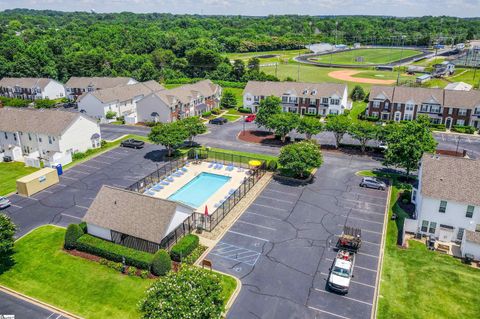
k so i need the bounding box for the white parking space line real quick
[237,220,276,231]
[227,230,269,242]
[77,163,100,170]
[356,265,377,272]
[337,225,382,235]
[90,159,112,164]
[358,252,379,259]
[41,190,53,194]
[342,198,385,207]
[362,240,380,246]
[112,183,126,188]
[46,313,56,319]
[314,288,373,306]
[259,195,295,204]
[28,197,39,201]
[351,280,376,289]
[75,204,89,210]
[265,188,299,197]
[69,170,89,175]
[251,203,288,211]
[9,203,22,208]
[350,192,387,200]
[347,216,383,225]
[60,175,76,180]
[308,305,352,319]
[61,213,82,220]
[245,211,284,221]
[349,208,384,216]
[56,184,67,187]
[98,154,120,160]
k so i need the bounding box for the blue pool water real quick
[168,172,231,208]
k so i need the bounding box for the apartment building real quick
[0,77,66,100]
[0,107,100,167]
[136,80,221,123]
[243,81,350,115]
[367,86,480,129]
[65,77,137,100]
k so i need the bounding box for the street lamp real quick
[455,136,462,155]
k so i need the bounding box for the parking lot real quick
[4,143,166,237]
[0,291,68,319]
[207,155,388,319]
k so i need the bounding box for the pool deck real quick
[150,161,249,214]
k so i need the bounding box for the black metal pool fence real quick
[126,148,267,250]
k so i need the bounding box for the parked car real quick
[245,114,256,122]
[360,177,386,190]
[0,196,11,209]
[209,117,228,125]
[120,139,145,149]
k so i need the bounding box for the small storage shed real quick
[16,167,59,197]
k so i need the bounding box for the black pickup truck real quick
[120,139,145,149]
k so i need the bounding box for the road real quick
[0,291,68,319]
[101,121,480,158]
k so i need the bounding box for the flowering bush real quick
[139,266,223,319]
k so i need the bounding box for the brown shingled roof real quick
[152,79,220,106]
[420,154,480,206]
[244,81,346,98]
[0,107,84,135]
[65,77,136,89]
[81,81,165,104]
[444,90,480,109]
[0,77,55,90]
[83,186,181,244]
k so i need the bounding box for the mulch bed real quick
[237,130,292,146]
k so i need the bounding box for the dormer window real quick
[303,89,308,94]
[311,90,317,95]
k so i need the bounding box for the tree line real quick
[0,9,478,82]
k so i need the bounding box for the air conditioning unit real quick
[3,156,12,162]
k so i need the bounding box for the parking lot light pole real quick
[243,116,246,135]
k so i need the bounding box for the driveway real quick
[0,291,68,319]
[3,144,167,237]
[207,154,388,319]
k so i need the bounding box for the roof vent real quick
[114,200,117,205]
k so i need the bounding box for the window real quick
[421,220,429,232]
[412,190,417,202]
[330,99,340,105]
[430,105,441,113]
[439,201,447,213]
[3,132,7,139]
[28,133,32,141]
[456,119,465,126]
[322,98,329,104]
[48,136,52,144]
[457,228,465,241]
[385,102,390,108]
[282,96,288,103]
[13,134,16,141]
[428,222,437,234]
[458,108,467,116]
[404,113,413,121]
[307,107,316,115]
[373,101,380,108]
[38,137,42,142]
[448,107,453,115]
[406,103,414,111]
[420,104,429,112]
[466,205,474,218]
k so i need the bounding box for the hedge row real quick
[75,234,154,270]
[164,78,246,89]
[452,125,476,134]
[170,234,199,262]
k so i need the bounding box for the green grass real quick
[163,83,183,89]
[225,49,310,64]
[208,147,277,163]
[223,114,241,122]
[0,162,39,196]
[349,101,367,121]
[310,48,424,66]
[224,87,243,107]
[0,226,238,318]
[358,170,480,319]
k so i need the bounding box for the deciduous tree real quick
[278,141,323,178]
[348,121,378,153]
[268,112,299,143]
[148,121,188,157]
[180,116,207,146]
[255,96,282,130]
[325,115,352,148]
[297,116,323,139]
[220,90,237,109]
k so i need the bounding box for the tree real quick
[383,116,437,175]
[220,90,237,109]
[140,266,223,319]
[268,112,299,143]
[348,121,378,153]
[351,85,366,101]
[247,57,260,72]
[180,116,207,146]
[255,96,282,129]
[148,122,188,157]
[232,59,246,81]
[185,48,222,78]
[278,141,323,178]
[325,115,352,148]
[0,214,16,257]
[297,116,323,139]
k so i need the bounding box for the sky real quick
[0,0,479,17]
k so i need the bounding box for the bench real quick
[201,259,212,270]
[437,243,450,254]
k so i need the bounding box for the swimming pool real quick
[168,172,231,208]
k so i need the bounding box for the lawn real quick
[225,49,310,64]
[0,162,38,196]
[310,48,424,66]
[223,114,241,122]
[223,87,243,107]
[349,101,367,121]
[358,170,480,318]
[0,226,238,318]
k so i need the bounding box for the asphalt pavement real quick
[0,291,68,319]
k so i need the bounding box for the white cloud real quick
[0,0,478,16]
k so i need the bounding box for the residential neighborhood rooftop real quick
[244,80,347,98]
[0,107,86,135]
[0,77,56,89]
[420,154,480,206]
[83,186,180,244]
[65,76,136,88]
[152,79,220,105]
[82,81,165,104]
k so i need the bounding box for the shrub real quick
[365,116,380,122]
[106,261,124,272]
[75,234,154,269]
[0,214,16,256]
[106,110,117,119]
[140,266,223,319]
[99,258,109,266]
[211,107,222,115]
[78,221,87,233]
[64,224,84,249]
[127,266,137,276]
[202,111,212,117]
[151,249,171,276]
[452,125,475,134]
[430,123,446,131]
[72,152,86,160]
[267,159,278,171]
[170,234,199,262]
[140,270,150,279]
[100,139,107,148]
[238,107,252,113]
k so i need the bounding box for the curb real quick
[371,181,392,319]
[0,285,83,319]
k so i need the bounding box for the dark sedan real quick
[120,139,145,149]
[209,117,228,125]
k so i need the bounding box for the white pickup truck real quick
[327,249,355,294]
